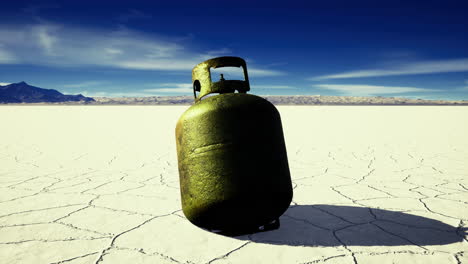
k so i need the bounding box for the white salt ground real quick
[0,105,467,264]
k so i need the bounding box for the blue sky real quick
[0,0,467,99]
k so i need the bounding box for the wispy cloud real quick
[252,85,296,89]
[62,81,107,88]
[142,83,192,94]
[34,24,59,56]
[144,88,192,93]
[116,60,198,71]
[248,68,285,77]
[203,48,232,57]
[65,83,194,97]
[314,84,440,96]
[0,22,283,77]
[209,66,284,79]
[76,90,161,98]
[0,23,187,66]
[0,82,11,86]
[0,45,17,63]
[311,58,468,80]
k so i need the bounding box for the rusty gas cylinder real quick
[175,56,292,234]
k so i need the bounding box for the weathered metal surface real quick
[192,56,250,102]
[176,56,292,234]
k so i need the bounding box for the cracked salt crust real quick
[0,105,467,264]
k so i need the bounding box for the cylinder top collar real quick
[192,56,250,102]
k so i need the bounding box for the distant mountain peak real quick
[0,81,95,103]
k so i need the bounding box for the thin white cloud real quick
[314,84,440,96]
[104,48,123,55]
[66,83,192,97]
[116,59,199,71]
[312,58,468,80]
[248,68,285,77]
[78,90,161,97]
[63,81,107,88]
[0,47,17,63]
[0,82,11,86]
[142,83,192,93]
[0,22,283,77]
[144,88,192,93]
[204,48,232,57]
[210,66,244,80]
[33,24,59,55]
[209,66,284,78]
[462,80,468,90]
[252,85,296,89]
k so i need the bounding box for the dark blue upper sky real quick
[0,0,467,99]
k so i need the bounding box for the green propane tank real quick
[176,56,293,234]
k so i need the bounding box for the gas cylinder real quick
[175,56,292,234]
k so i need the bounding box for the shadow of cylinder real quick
[227,205,466,247]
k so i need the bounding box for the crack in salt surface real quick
[370,222,428,250]
[2,107,467,264]
[332,228,359,264]
[0,204,86,219]
[113,246,182,263]
[0,237,111,245]
[49,251,100,264]
[94,213,175,264]
[207,241,251,264]
[299,254,350,264]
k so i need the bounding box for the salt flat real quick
[0,105,467,264]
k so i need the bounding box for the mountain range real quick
[0,82,94,103]
[1,82,467,105]
[92,95,468,105]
